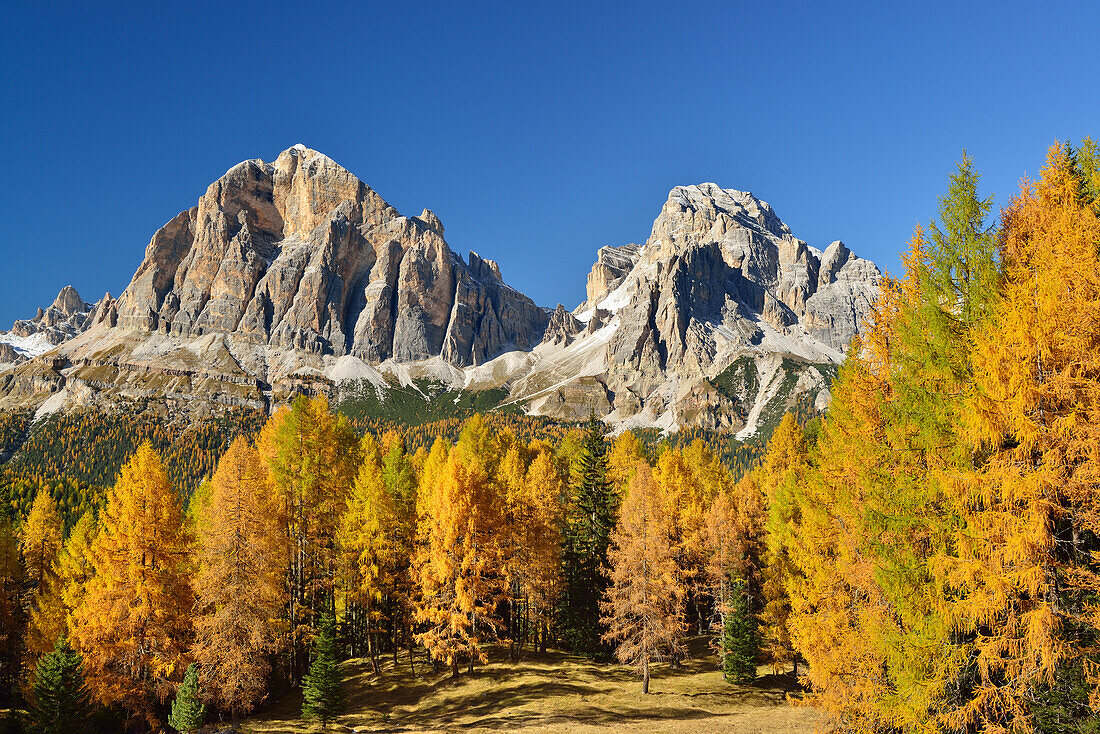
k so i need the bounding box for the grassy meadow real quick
[244,639,817,734]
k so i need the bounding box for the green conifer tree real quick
[167,664,205,734]
[922,150,999,349]
[28,639,94,734]
[559,413,617,655]
[302,614,343,730]
[0,515,25,700]
[720,579,759,684]
[1076,137,1100,211]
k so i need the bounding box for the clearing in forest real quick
[244,639,820,733]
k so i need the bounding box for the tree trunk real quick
[392,614,399,666]
[642,657,650,694]
[522,595,530,654]
[231,706,239,731]
[469,607,477,674]
[509,596,516,662]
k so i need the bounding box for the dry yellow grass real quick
[242,638,822,734]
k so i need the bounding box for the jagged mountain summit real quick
[0,146,881,434]
[502,183,882,434]
[0,286,110,366]
[110,144,548,365]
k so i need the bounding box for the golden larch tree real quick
[378,431,420,667]
[601,462,686,694]
[941,143,1100,733]
[413,438,504,676]
[70,442,194,727]
[21,491,65,662]
[192,437,286,727]
[496,441,530,658]
[771,152,1000,732]
[259,395,360,681]
[763,378,895,730]
[654,445,717,635]
[756,413,810,675]
[0,516,24,696]
[608,430,646,492]
[340,432,396,669]
[507,447,565,657]
[20,491,63,589]
[56,511,97,632]
[705,472,766,651]
[26,510,100,663]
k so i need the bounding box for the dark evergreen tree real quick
[1059,141,1094,209]
[167,663,205,734]
[0,516,24,704]
[27,639,94,734]
[302,613,343,730]
[0,711,25,734]
[1077,137,1100,212]
[558,413,617,656]
[720,579,759,684]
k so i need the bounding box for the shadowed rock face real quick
[0,343,22,365]
[542,304,584,346]
[588,183,882,374]
[112,145,548,367]
[550,183,881,430]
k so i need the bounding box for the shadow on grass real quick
[246,638,804,733]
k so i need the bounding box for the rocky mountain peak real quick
[467,251,502,282]
[580,243,641,311]
[653,184,791,255]
[50,285,86,316]
[415,208,444,237]
[518,182,884,431]
[0,286,95,364]
[542,304,584,346]
[97,145,547,369]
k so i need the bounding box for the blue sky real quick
[1,0,1098,325]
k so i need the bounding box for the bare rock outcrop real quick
[110,145,547,367]
[581,244,641,310]
[541,304,584,346]
[513,183,882,433]
[0,286,96,362]
[0,343,23,366]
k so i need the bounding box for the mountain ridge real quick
[0,145,881,434]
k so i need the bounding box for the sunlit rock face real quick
[112,144,548,367]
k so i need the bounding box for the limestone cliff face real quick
[517,183,881,432]
[0,343,22,366]
[595,183,881,377]
[542,304,585,346]
[580,244,641,310]
[112,145,547,367]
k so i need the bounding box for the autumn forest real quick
[3,140,1100,734]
